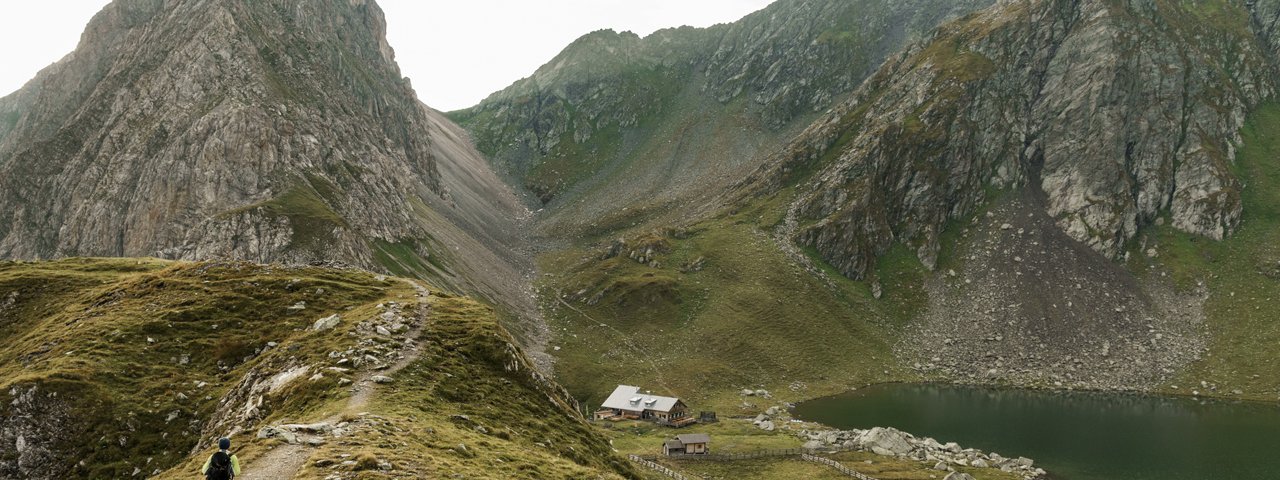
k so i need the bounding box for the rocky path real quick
[239,282,432,480]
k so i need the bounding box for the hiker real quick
[201,437,241,480]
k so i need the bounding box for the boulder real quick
[257,426,298,444]
[860,427,913,456]
[944,473,975,480]
[371,375,394,384]
[313,314,341,331]
[1009,457,1034,468]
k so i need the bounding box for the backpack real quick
[206,450,233,480]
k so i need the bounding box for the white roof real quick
[600,385,682,413]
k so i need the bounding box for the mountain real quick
[0,259,633,479]
[0,0,540,348]
[451,0,995,235]
[774,0,1277,277]
[454,0,1280,409]
[7,0,1280,477]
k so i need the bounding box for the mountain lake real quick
[793,383,1280,480]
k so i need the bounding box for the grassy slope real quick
[288,294,637,479]
[1144,102,1280,400]
[540,190,926,413]
[0,258,632,479]
[0,258,395,478]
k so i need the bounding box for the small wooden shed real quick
[663,433,710,455]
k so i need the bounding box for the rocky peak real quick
[701,0,995,128]
[0,0,530,283]
[774,0,1277,279]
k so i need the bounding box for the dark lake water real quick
[792,383,1280,480]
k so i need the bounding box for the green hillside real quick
[0,259,633,479]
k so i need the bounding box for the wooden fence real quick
[645,447,810,462]
[635,448,881,480]
[802,453,880,480]
[628,454,691,480]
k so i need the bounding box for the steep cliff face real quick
[0,0,529,309]
[454,0,993,230]
[772,0,1277,280]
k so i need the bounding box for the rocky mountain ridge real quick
[771,0,1279,279]
[453,0,994,231]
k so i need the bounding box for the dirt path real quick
[238,282,431,480]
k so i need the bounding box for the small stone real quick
[376,326,391,336]
[371,375,394,384]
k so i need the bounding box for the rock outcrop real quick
[0,385,79,480]
[772,0,1278,279]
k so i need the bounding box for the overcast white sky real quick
[0,1,773,112]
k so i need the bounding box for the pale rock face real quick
[779,0,1276,279]
[0,0,437,263]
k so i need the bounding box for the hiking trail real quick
[236,282,431,480]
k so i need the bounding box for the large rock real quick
[943,473,975,480]
[257,426,298,445]
[859,427,913,456]
[313,314,341,331]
